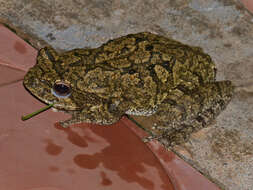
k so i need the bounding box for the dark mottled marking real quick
[45,48,56,62]
[128,69,136,74]
[147,64,155,71]
[145,45,154,51]
[135,37,146,43]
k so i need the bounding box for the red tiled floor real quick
[0,64,24,86]
[0,24,37,72]
[0,24,174,190]
[0,24,221,190]
[240,0,253,13]
[124,119,221,190]
[0,74,174,190]
[146,140,220,190]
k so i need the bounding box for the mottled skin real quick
[23,32,234,146]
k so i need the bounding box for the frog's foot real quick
[59,118,78,128]
[159,126,197,148]
[142,135,160,143]
[142,125,198,148]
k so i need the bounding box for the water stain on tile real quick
[100,171,112,186]
[14,41,27,54]
[223,43,232,48]
[49,166,60,172]
[66,168,75,174]
[54,123,88,148]
[46,33,56,41]
[148,141,175,163]
[71,124,172,190]
[44,139,63,156]
[74,154,99,169]
[27,187,63,190]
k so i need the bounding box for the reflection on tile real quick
[147,140,220,190]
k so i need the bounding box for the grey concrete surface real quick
[0,0,252,189]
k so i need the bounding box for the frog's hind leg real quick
[144,81,234,147]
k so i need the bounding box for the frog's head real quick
[23,46,87,111]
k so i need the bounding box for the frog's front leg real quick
[143,81,234,147]
[59,104,124,128]
[59,112,84,128]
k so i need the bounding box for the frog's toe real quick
[59,121,70,128]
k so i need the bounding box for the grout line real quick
[125,115,154,136]
[0,78,24,87]
[0,59,28,72]
[0,22,38,49]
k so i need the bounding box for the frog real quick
[23,32,234,146]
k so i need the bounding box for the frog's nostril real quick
[52,81,71,98]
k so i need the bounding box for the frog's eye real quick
[52,81,71,98]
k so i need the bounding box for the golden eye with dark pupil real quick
[52,81,71,98]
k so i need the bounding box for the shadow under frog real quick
[23,32,234,147]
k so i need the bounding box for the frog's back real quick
[94,32,216,89]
